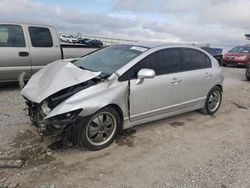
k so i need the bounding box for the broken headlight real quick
[49,109,83,121]
[41,101,51,116]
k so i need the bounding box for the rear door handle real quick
[203,72,213,78]
[19,52,29,57]
[170,77,182,84]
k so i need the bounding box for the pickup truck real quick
[0,23,98,82]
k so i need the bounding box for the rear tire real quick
[245,62,250,81]
[76,107,122,151]
[200,86,222,115]
[246,67,250,81]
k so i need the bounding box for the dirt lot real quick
[0,67,250,188]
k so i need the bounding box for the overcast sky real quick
[0,0,249,51]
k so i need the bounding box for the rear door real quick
[181,48,214,109]
[0,24,31,81]
[27,26,61,74]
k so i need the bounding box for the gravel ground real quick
[0,67,250,188]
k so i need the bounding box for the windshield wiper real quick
[79,66,110,79]
[79,66,90,71]
[99,73,111,79]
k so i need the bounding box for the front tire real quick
[77,107,122,151]
[200,86,222,115]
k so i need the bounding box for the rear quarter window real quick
[28,26,53,47]
[183,48,211,71]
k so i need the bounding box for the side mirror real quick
[136,69,155,85]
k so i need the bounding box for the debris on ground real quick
[169,121,185,127]
[0,183,19,188]
[40,184,55,188]
[0,158,24,169]
[48,139,73,151]
[233,101,248,109]
[115,129,136,147]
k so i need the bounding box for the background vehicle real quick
[90,39,103,47]
[77,38,103,47]
[21,43,224,151]
[77,38,92,46]
[201,47,223,66]
[222,46,250,67]
[60,34,78,43]
[0,23,98,82]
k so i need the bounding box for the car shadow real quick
[0,82,20,91]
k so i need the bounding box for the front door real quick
[126,48,184,122]
[0,24,31,82]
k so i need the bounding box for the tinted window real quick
[119,48,182,81]
[0,25,25,47]
[183,48,210,71]
[229,46,250,53]
[28,27,53,47]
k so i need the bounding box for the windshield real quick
[229,46,250,53]
[73,44,148,75]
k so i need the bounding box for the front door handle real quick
[170,77,182,84]
[19,52,29,57]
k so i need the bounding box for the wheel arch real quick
[102,104,124,128]
[215,84,223,92]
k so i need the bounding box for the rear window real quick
[229,46,250,53]
[28,26,53,47]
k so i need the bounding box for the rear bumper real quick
[222,59,248,66]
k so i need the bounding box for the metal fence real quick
[79,35,137,46]
[59,33,211,47]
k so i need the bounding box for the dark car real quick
[222,46,250,67]
[201,47,223,66]
[90,39,103,47]
[77,38,103,48]
[77,38,92,46]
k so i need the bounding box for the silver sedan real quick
[21,42,224,150]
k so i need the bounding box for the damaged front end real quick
[20,60,102,143]
[25,98,81,142]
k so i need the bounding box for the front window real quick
[73,44,148,75]
[0,25,25,47]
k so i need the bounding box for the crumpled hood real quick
[21,60,101,103]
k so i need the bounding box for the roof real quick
[0,22,54,28]
[120,41,209,49]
